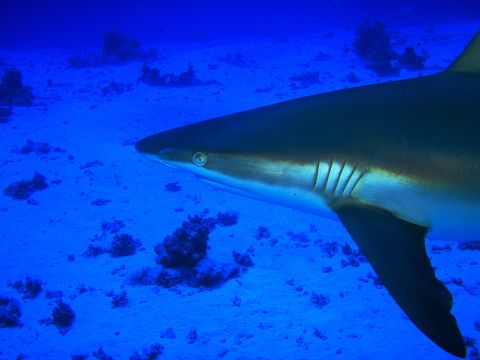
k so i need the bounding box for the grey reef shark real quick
[136,30,480,358]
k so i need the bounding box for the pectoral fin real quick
[333,203,466,358]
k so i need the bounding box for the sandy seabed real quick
[0,21,479,360]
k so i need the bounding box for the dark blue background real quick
[1,0,479,49]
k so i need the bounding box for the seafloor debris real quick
[155,268,185,288]
[217,52,250,67]
[314,51,332,61]
[91,198,111,206]
[322,266,333,273]
[340,242,367,267]
[474,321,480,331]
[319,240,339,258]
[311,292,330,309]
[12,139,65,155]
[101,219,125,234]
[0,106,11,123]
[71,354,89,360]
[160,327,176,339]
[313,327,328,340]
[344,72,361,83]
[0,69,34,106]
[68,31,157,68]
[353,20,398,76]
[83,231,141,258]
[232,295,241,306]
[4,172,48,200]
[232,250,254,267]
[287,231,311,248]
[465,336,480,360]
[431,243,452,254]
[139,64,216,87]
[80,160,104,170]
[108,290,129,308]
[164,181,182,192]
[102,31,156,62]
[111,233,142,257]
[188,258,239,287]
[254,225,271,240]
[399,46,426,71]
[358,272,384,288]
[129,267,157,286]
[130,343,164,360]
[8,276,42,299]
[83,244,108,258]
[101,81,133,96]
[91,347,114,360]
[216,211,239,227]
[186,328,198,344]
[0,296,22,327]
[289,71,322,89]
[458,240,480,251]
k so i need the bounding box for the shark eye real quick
[192,152,208,166]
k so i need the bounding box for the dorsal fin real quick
[446,31,480,74]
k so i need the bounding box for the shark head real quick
[135,111,325,211]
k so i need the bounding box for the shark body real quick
[136,31,480,358]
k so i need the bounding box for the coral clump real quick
[4,172,48,200]
[130,343,164,360]
[156,214,215,268]
[8,276,42,299]
[289,71,322,89]
[0,107,11,123]
[353,20,398,76]
[0,69,33,106]
[149,213,247,288]
[232,250,254,267]
[110,290,129,308]
[188,258,239,288]
[13,139,65,155]
[139,64,197,87]
[45,299,75,334]
[101,81,132,96]
[68,31,156,68]
[216,211,239,227]
[458,241,480,251]
[0,296,22,327]
[110,233,141,257]
[102,31,156,62]
[311,292,330,309]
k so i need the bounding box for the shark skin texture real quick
[136,31,480,358]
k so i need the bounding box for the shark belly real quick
[353,169,480,242]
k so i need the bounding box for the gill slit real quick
[350,168,367,195]
[339,164,357,196]
[312,159,320,190]
[332,160,346,195]
[322,158,334,193]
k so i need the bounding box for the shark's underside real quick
[136,31,480,358]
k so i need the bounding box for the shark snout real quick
[135,134,161,155]
[135,136,177,162]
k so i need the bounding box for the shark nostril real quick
[192,152,208,166]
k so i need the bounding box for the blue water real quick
[0,1,479,359]
[2,1,480,48]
